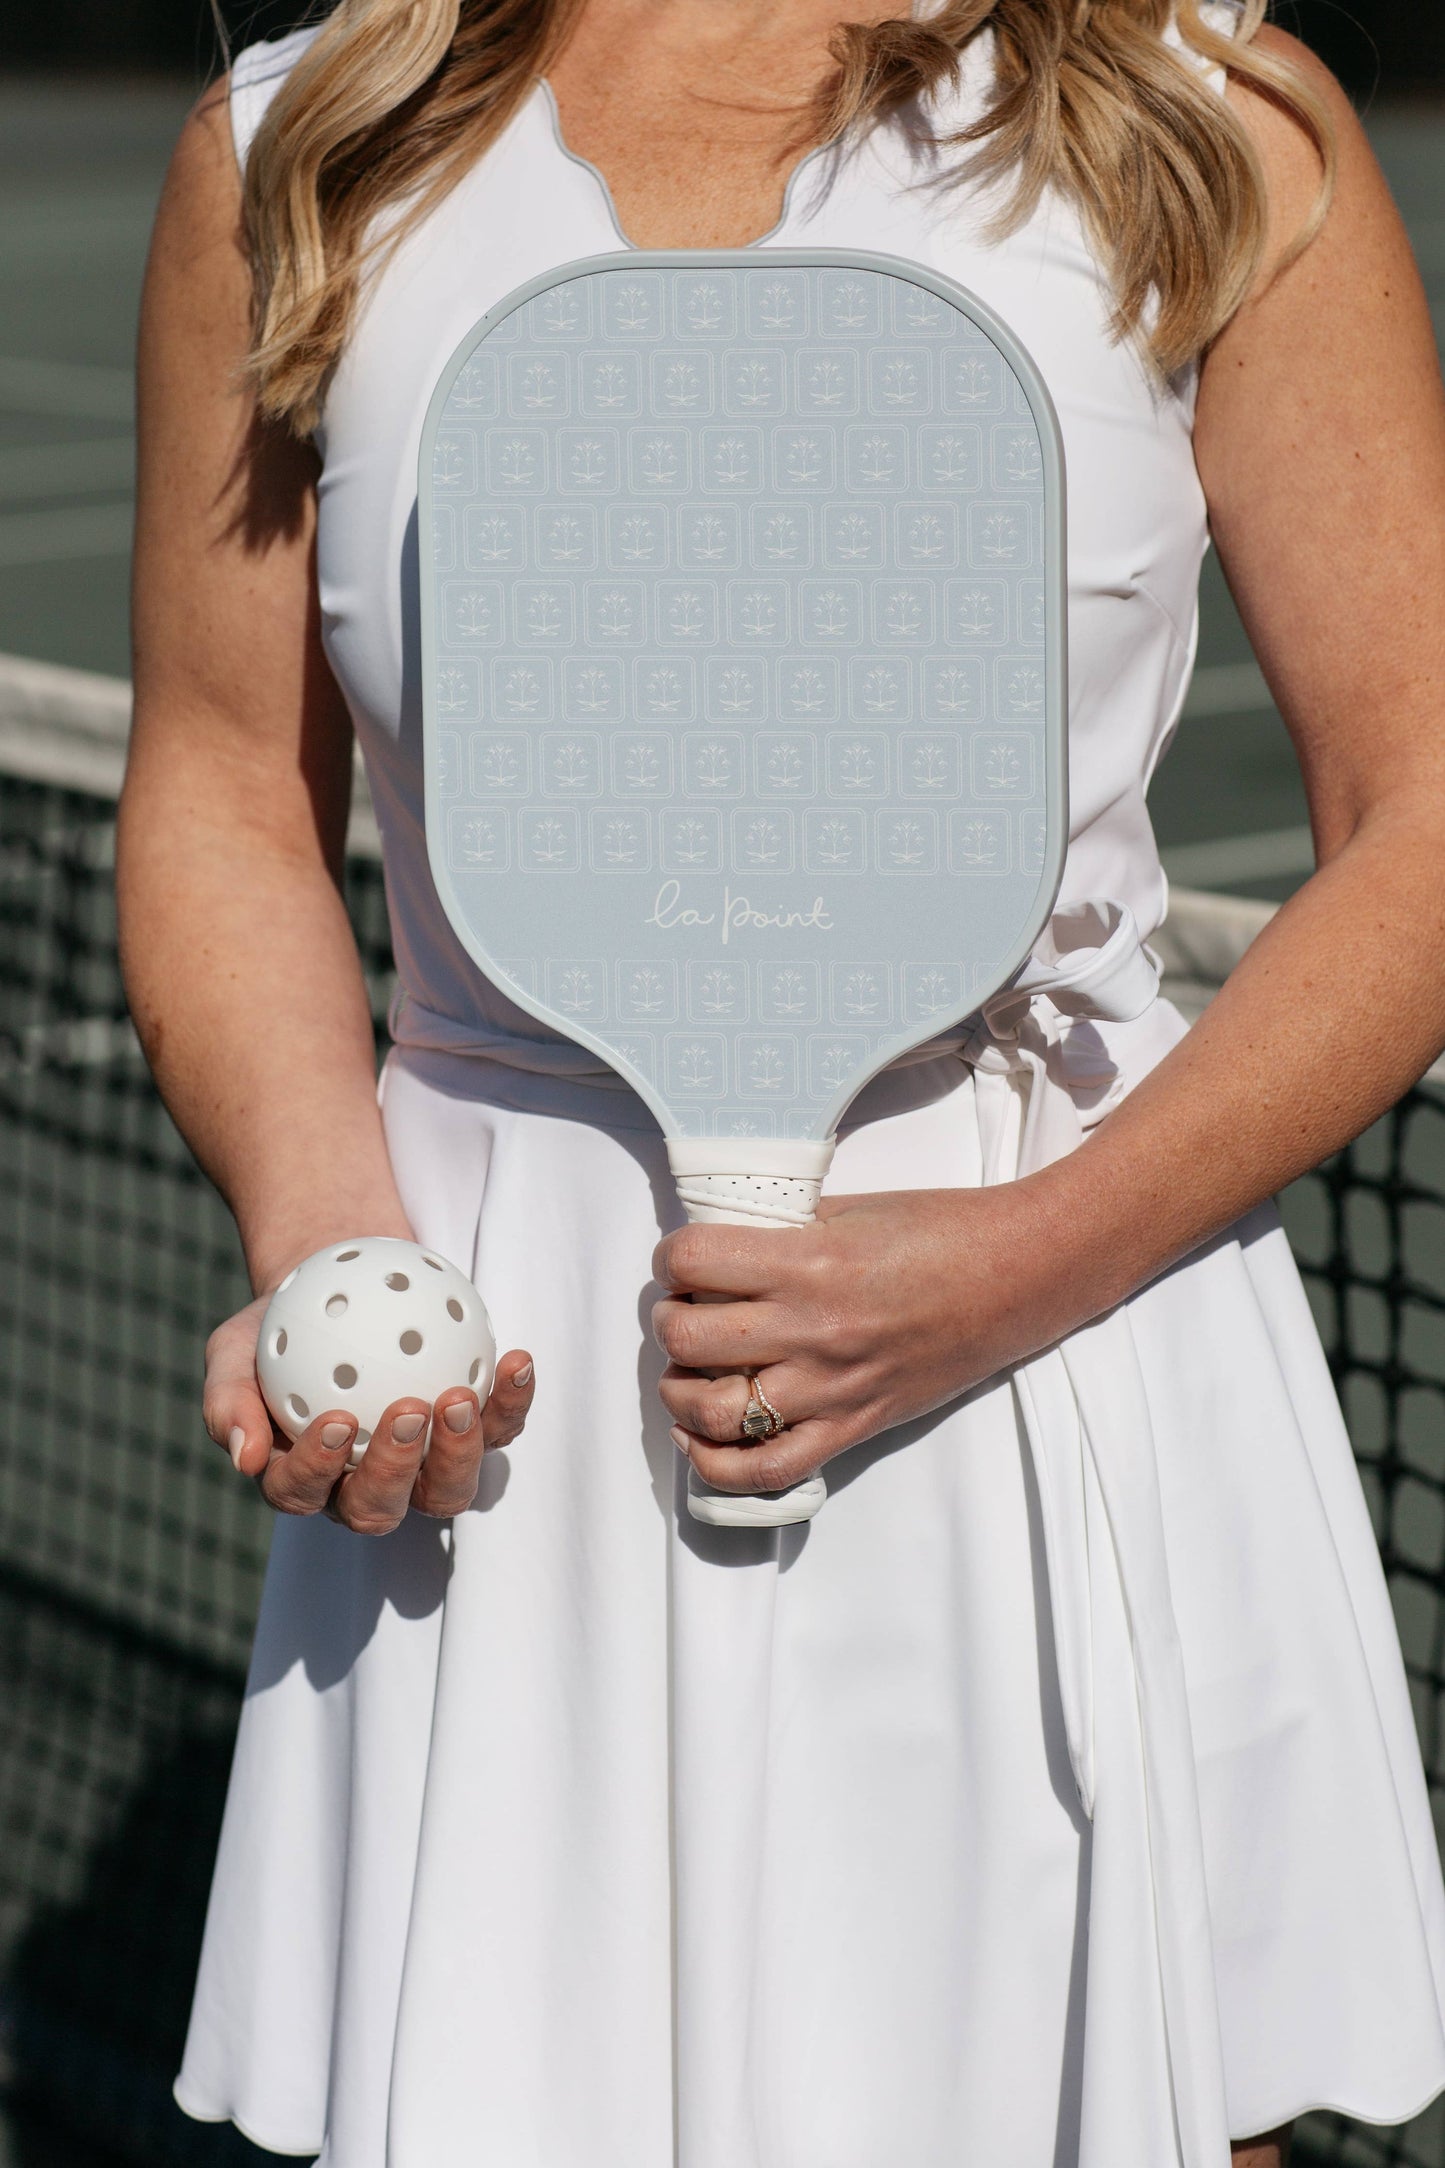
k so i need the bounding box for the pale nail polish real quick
[227,1426,247,1472]
[513,1361,533,1388]
[391,1412,426,1444]
[443,1399,475,1434]
[321,1421,354,1451]
[670,1426,691,1454]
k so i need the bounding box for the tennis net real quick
[1,653,1442,2167]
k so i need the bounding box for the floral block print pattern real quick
[422,254,1063,1137]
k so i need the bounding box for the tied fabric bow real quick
[965,899,1234,2168]
[965,896,1166,1182]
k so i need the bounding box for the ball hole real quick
[399,1329,424,1356]
[333,1363,358,1389]
[354,1428,371,1449]
[335,1248,360,1262]
[446,1297,464,1322]
[468,1357,482,1384]
[422,1255,444,1272]
[325,1293,348,1319]
[272,1328,288,1357]
[287,1393,310,1422]
[385,1272,410,1292]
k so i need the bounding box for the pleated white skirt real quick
[176,1043,1445,2166]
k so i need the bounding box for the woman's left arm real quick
[657,33,1445,1495]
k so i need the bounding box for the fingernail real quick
[391,1412,426,1444]
[321,1421,355,1451]
[227,1425,247,1472]
[670,1426,692,1455]
[513,1361,533,1388]
[443,1398,476,1434]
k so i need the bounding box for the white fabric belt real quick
[965,898,1231,2166]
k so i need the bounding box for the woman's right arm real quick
[119,86,533,1522]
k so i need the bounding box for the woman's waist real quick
[386,987,977,1133]
[385,955,1187,1139]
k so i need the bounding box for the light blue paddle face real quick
[419,250,1066,1140]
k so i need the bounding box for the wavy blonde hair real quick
[238,0,1331,434]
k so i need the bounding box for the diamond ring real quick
[740,1377,785,1440]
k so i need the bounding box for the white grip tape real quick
[666,1138,837,1528]
[673,1171,823,1229]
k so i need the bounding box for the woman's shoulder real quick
[229,23,325,173]
[1220,21,1364,290]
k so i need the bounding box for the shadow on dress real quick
[242,1500,453,1698]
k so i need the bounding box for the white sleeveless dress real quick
[175,20,1445,2166]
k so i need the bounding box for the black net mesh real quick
[1280,1098,1445,2168]
[1,770,1442,2165]
[0,776,394,2165]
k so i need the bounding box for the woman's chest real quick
[314,83,1206,756]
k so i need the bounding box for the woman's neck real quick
[544,0,913,249]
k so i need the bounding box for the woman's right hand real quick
[203,1293,536,1534]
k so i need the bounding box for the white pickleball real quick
[256,1237,496,1465]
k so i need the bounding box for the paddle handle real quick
[667,1141,836,1530]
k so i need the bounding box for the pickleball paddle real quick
[419,248,1066,1524]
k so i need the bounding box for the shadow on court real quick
[0,1576,307,2168]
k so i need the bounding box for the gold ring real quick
[741,1377,785,1440]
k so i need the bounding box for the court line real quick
[1180,661,1272,718]
[1162,825,1315,889]
[0,439,135,501]
[0,201,157,275]
[0,503,134,568]
[1407,218,1445,274]
[0,357,134,423]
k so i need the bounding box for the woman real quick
[118,0,1445,2160]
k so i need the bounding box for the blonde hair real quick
[239,0,1331,434]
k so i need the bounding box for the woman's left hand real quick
[652,1177,1088,1496]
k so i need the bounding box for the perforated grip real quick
[667,1141,836,1529]
[673,1169,824,1229]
